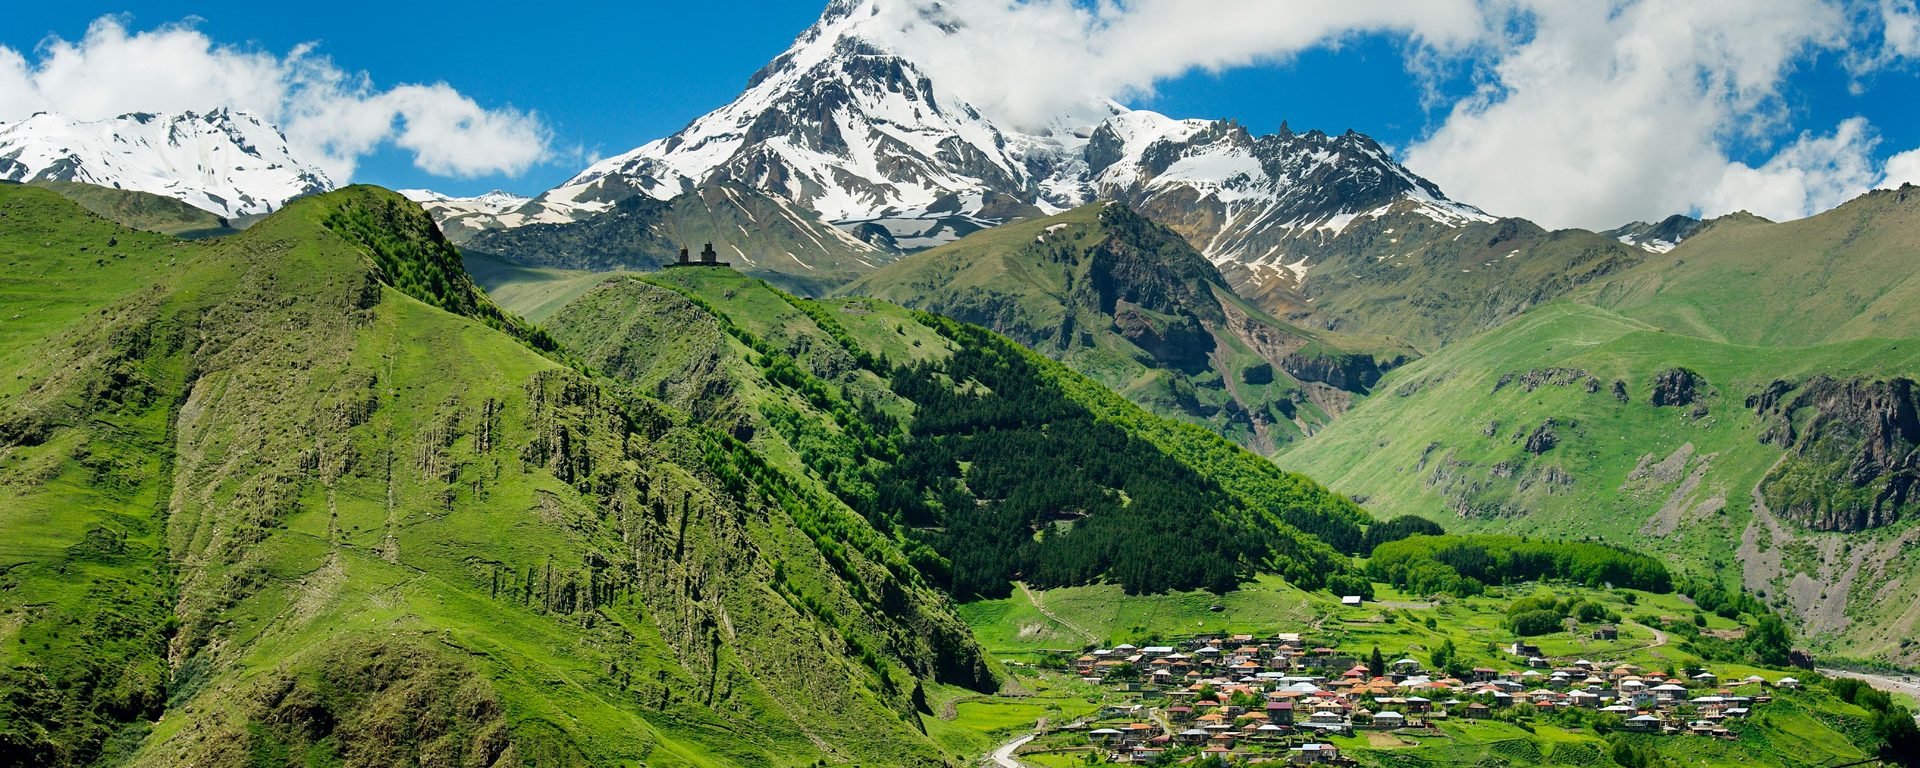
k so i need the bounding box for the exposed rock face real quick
[1525,419,1560,455]
[1113,302,1214,372]
[1650,368,1704,407]
[1612,380,1629,403]
[1493,367,1600,394]
[1751,376,1920,532]
[1082,205,1225,319]
[1282,352,1393,392]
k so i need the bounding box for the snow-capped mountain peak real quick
[401,189,531,216]
[437,0,1492,266]
[0,109,334,218]
[544,0,1036,235]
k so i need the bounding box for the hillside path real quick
[1018,582,1097,644]
[1633,620,1669,651]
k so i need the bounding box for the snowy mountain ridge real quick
[0,109,333,219]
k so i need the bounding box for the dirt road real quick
[1019,582,1097,644]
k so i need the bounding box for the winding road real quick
[1818,668,1920,724]
[987,734,1035,768]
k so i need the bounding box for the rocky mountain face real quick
[1080,112,1491,261]
[0,109,333,219]
[469,0,1066,251]
[399,188,531,241]
[1753,376,1920,533]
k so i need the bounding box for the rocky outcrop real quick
[1524,419,1560,455]
[1750,376,1920,532]
[1113,302,1215,372]
[1493,367,1601,394]
[1281,351,1394,392]
[1650,368,1705,407]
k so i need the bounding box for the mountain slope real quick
[1282,186,1920,665]
[1221,211,1652,351]
[0,110,333,218]
[842,202,1411,452]
[525,264,1375,597]
[25,180,236,238]
[511,0,1068,248]
[399,188,531,242]
[0,184,992,767]
[1585,187,1920,346]
[461,180,892,295]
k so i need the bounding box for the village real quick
[1026,630,1801,765]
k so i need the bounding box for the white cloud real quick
[1850,0,1920,74]
[1699,117,1881,221]
[862,0,1491,130]
[1402,0,1861,229]
[1890,0,1920,56]
[0,17,550,182]
[1881,147,1920,188]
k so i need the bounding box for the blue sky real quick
[3,1,1919,228]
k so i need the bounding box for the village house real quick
[1289,742,1342,764]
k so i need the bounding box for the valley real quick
[2,0,1919,766]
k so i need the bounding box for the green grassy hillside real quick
[26,180,236,238]
[535,265,1376,598]
[1586,186,1920,346]
[842,203,1412,454]
[0,184,993,767]
[1208,201,1649,353]
[1283,187,1920,666]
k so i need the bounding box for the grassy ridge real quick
[0,185,990,766]
[26,180,236,239]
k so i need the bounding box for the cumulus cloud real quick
[862,0,1920,228]
[0,17,550,181]
[862,0,1491,130]
[1882,147,1920,188]
[1402,0,1864,228]
[1851,0,1920,74]
[1699,117,1882,221]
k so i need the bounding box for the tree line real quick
[1366,534,1673,597]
